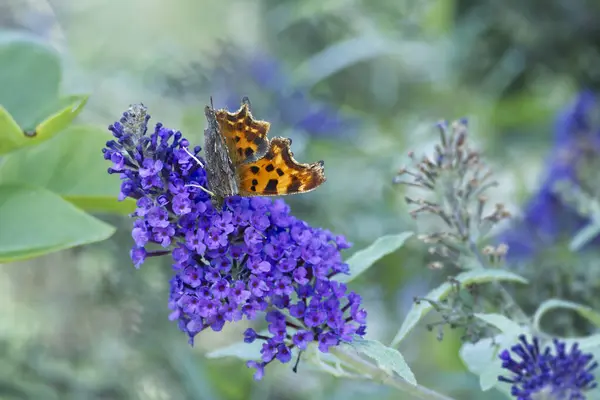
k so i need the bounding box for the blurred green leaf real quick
[349,338,416,385]
[34,95,89,140]
[205,334,265,360]
[570,221,600,252]
[533,299,600,331]
[391,269,528,347]
[0,184,116,263]
[0,125,135,214]
[0,32,61,131]
[460,333,524,393]
[473,313,525,335]
[0,104,25,155]
[0,95,89,156]
[337,232,413,283]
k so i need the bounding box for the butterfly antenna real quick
[210,96,214,110]
[183,146,205,168]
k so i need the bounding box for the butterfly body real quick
[202,97,326,211]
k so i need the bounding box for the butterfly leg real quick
[185,183,215,197]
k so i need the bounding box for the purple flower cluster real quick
[499,335,598,399]
[102,104,367,379]
[499,90,600,259]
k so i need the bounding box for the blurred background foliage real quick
[1,0,599,399]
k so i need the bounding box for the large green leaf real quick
[0,184,116,263]
[0,32,61,131]
[0,125,135,214]
[0,32,89,155]
[336,232,413,283]
[390,269,528,347]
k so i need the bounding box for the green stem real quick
[330,348,457,400]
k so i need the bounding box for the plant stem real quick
[331,348,457,400]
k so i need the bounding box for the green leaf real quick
[336,232,413,283]
[0,125,135,214]
[33,95,88,140]
[570,221,600,252]
[0,95,89,156]
[0,32,61,131]
[205,330,270,360]
[350,338,416,385]
[460,333,528,392]
[473,313,524,335]
[0,104,26,155]
[0,184,116,263]
[563,334,600,351]
[391,269,528,346]
[533,299,600,331]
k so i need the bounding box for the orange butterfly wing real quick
[214,97,270,165]
[237,137,326,196]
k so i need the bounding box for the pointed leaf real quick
[391,269,528,346]
[533,299,600,331]
[570,221,600,251]
[33,95,88,140]
[349,338,416,385]
[0,184,115,263]
[0,104,26,155]
[0,125,135,214]
[337,232,413,283]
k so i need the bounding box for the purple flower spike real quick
[103,104,368,379]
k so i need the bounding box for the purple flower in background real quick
[499,90,600,259]
[161,48,360,139]
[498,335,598,399]
[102,104,367,379]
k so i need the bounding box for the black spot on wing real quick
[264,179,278,194]
[276,168,284,177]
[250,166,260,174]
[244,147,254,158]
[265,164,274,172]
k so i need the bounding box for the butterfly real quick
[191,97,326,211]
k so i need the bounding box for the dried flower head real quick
[102,104,367,379]
[394,119,509,268]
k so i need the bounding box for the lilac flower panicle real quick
[498,335,598,399]
[499,90,600,259]
[102,104,368,379]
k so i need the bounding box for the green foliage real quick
[337,232,413,283]
[349,338,417,385]
[0,125,135,214]
[391,269,528,347]
[0,32,61,131]
[206,333,268,361]
[0,31,120,263]
[0,184,115,262]
[533,299,600,331]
